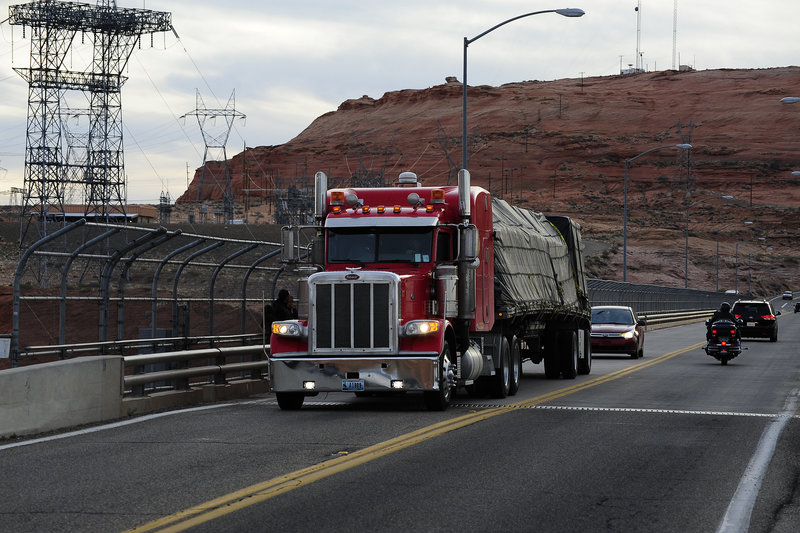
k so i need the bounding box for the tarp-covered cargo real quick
[492,198,589,319]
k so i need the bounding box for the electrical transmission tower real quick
[7,0,174,246]
[183,90,245,223]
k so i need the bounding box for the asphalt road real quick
[2,303,799,533]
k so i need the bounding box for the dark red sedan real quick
[590,305,646,359]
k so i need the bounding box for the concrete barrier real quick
[0,356,123,439]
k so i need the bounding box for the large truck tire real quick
[424,340,454,411]
[276,392,304,410]
[508,336,522,396]
[543,331,560,379]
[577,329,592,375]
[489,336,511,398]
[560,330,578,380]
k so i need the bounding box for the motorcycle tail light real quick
[734,314,742,319]
[721,341,727,346]
[711,329,717,335]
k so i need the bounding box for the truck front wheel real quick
[489,337,511,398]
[276,392,304,410]
[424,341,454,411]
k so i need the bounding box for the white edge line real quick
[0,402,237,452]
[716,387,800,533]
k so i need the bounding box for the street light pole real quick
[735,241,742,294]
[684,195,734,289]
[623,143,692,282]
[462,8,584,170]
[715,221,752,292]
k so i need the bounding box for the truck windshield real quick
[328,227,434,264]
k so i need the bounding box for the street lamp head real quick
[676,143,692,150]
[555,8,585,17]
[744,221,753,226]
[720,195,734,200]
[792,171,800,176]
[780,97,800,104]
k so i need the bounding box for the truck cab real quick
[269,170,485,410]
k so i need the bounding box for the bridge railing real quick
[10,219,287,368]
[587,278,740,314]
[15,278,731,394]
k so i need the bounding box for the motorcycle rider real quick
[706,302,736,340]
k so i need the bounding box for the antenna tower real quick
[635,0,642,71]
[672,0,678,70]
[7,0,174,246]
[182,90,245,224]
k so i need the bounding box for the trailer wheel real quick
[577,330,592,375]
[424,340,454,411]
[560,330,578,379]
[509,337,522,396]
[543,330,560,379]
[489,337,511,398]
[276,392,304,410]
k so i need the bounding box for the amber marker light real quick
[393,205,401,213]
[330,191,345,205]
[377,206,385,213]
[431,189,445,203]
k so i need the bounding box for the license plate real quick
[342,379,365,392]
[747,322,756,327]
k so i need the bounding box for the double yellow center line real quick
[126,343,702,532]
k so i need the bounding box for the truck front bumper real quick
[269,354,440,393]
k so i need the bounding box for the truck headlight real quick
[403,320,440,336]
[271,321,307,338]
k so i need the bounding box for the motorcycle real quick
[704,318,743,365]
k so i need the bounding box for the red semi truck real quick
[269,169,591,410]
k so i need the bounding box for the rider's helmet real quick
[720,302,731,313]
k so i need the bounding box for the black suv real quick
[732,300,780,342]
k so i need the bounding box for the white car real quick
[783,291,793,300]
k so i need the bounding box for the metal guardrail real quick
[16,277,728,395]
[123,344,269,396]
[21,333,265,359]
[115,310,713,396]
[640,309,714,327]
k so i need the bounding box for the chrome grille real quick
[310,272,399,354]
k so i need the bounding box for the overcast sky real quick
[0,0,798,204]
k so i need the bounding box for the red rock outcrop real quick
[178,67,800,294]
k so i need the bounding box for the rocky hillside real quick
[177,67,800,295]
